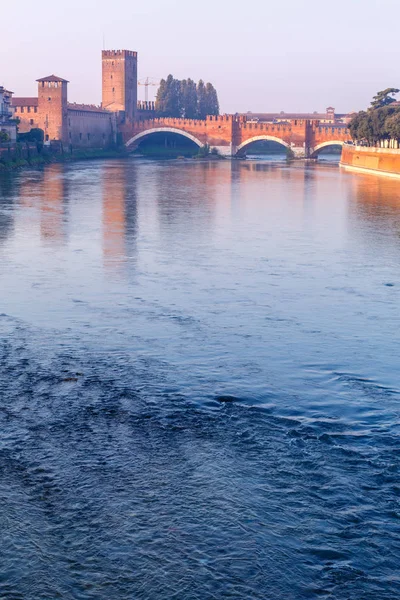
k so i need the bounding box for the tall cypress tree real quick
[205,83,220,116]
[197,80,208,120]
[156,76,220,119]
[181,78,198,119]
[156,75,181,117]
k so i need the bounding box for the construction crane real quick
[138,78,160,103]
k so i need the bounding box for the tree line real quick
[349,88,400,145]
[155,75,219,120]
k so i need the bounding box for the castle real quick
[11,50,150,148]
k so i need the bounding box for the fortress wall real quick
[68,109,115,148]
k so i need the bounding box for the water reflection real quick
[0,172,16,243]
[0,158,400,599]
[102,163,129,270]
[37,165,69,244]
[348,173,400,251]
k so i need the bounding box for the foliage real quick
[0,131,10,142]
[156,75,220,119]
[348,89,400,145]
[18,128,44,143]
[196,144,210,158]
[385,112,400,141]
[370,88,400,109]
[180,78,198,119]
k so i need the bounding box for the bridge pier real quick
[290,145,309,159]
[212,144,237,158]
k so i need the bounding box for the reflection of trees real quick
[0,173,17,244]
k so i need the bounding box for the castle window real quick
[27,106,31,113]
[21,107,24,113]
[45,134,49,141]
[48,97,51,102]
[112,88,115,92]
[34,107,37,113]
[30,119,34,125]
[42,82,45,88]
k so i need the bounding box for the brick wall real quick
[68,109,116,148]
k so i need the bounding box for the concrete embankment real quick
[340,145,400,179]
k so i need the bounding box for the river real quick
[0,157,399,599]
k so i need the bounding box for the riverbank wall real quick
[340,145,400,179]
[0,142,127,171]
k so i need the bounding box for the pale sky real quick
[1,0,399,114]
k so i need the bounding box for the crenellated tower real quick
[102,50,138,122]
[37,75,69,143]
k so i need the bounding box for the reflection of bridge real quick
[123,115,351,158]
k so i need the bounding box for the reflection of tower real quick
[102,50,138,122]
[102,164,128,269]
[40,164,67,242]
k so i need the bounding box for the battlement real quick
[206,115,234,122]
[137,100,156,112]
[102,50,137,58]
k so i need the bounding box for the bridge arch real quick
[126,127,204,149]
[311,141,344,157]
[236,135,290,155]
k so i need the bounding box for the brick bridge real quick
[122,115,351,158]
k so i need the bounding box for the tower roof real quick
[36,75,69,83]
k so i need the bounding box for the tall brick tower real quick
[102,50,138,122]
[37,75,69,143]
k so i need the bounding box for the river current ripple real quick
[0,158,399,599]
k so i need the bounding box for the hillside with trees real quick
[155,75,219,119]
[349,88,400,146]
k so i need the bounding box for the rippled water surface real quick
[1,158,400,599]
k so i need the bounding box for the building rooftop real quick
[36,75,69,83]
[243,112,342,121]
[12,97,39,107]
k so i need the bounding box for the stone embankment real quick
[340,145,400,179]
[0,142,127,171]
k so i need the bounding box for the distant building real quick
[11,49,150,148]
[13,75,117,147]
[242,107,347,125]
[0,86,17,142]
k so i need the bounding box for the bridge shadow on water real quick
[132,131,200,158]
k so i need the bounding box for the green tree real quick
[348,88,400,144]
[155,75,181,118]
[370,88,400,109]
[156,76,220,119]
[0,131,10,143]
[385,112,400,141]
[181,78,198,119]
[197,80,208,119]
[155,78,168,115]
[205,83,220,116]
